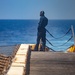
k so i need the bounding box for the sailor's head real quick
[40,11,45,16]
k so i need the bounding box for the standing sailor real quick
[35,11,48,51]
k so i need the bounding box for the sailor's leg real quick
[41,33,46,51]
[35,32,41,51]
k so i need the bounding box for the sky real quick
[0,0,75,19]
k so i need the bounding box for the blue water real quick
[0,19,75,51]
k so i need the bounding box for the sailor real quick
[35,11,48,51]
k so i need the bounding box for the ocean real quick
[0,19,75,51]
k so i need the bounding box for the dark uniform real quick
[35,15,48,51]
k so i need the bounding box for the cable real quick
[46,28,71,39]
[46,38,53,46]
[46,35,73,47]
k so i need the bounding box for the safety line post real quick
[71,25,75,45]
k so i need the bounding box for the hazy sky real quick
[0,0,75,19]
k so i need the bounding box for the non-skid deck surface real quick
[30,52,75,75]
[0,45,19,56]
[0,45,20,75]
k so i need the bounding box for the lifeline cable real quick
[46,28,71,39]
[46,38,54,46]
[46,45,56,52]
[55,35,73,47]
[46,35,73,47]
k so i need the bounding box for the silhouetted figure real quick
[35,11,48,51]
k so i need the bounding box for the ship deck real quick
[30,51,75,75]
[0,44,75,75]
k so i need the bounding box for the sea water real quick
[0,19,75,51]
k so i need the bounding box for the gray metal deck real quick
[30,52,75,75]
[0,45,20,56]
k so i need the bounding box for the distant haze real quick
[0,0,75,19]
